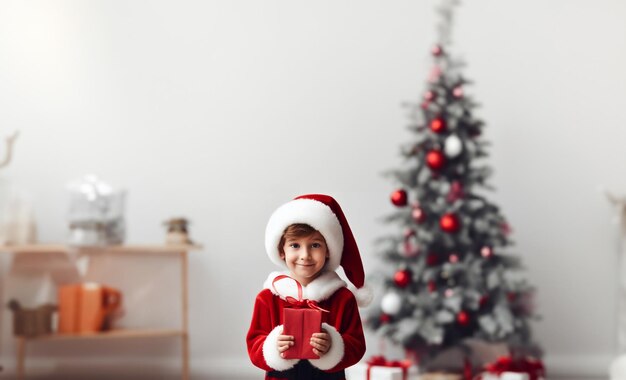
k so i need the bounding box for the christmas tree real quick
[367,0,540,369]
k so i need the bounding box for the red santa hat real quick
[265,194,372,306]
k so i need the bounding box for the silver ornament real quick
[381,292,403,315]
[444,134,463,158]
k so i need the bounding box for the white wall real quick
[0,0,625,378]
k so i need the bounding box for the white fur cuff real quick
[262,325,300,371]
[308,322,344,371]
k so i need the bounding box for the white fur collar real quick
[263,270,346,302]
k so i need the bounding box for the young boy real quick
[247,194,371,380]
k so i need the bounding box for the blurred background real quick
[0,0,625,379]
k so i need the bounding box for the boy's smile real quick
[280,231,328,286]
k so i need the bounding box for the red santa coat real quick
[247,270,366,380]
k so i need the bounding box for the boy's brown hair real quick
[278,224,327,254]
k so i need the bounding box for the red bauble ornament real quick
[403,229,420,257]
[457,310,470,326]
[426,150,446,170]
[479,295,489,308]
[424,90,436,102]
[429,117,446,134]
[404,228,420,257]
[394,269,411,288]
[390,189,408,207]
[380,313,391,323]
[426,253,440,266]
[452,86,464,98]
[507,292,517,302]
[403,241,420,257]
[501,222,512,235]
[428,66,442,83]
[412,207,426,223]
[440,213,460,233]
[481,246,493,258]
[432,45,443,56]
[446,181,465,203]
[428,281,437,292]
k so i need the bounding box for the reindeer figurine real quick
[0,131,35,245]
[0,131,18,170]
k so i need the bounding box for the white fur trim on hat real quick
[265,198,344,271]
[308,323,344,370]
[352,284,374,307]
[262,324,300,371]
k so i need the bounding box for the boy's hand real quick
[277,330,294,358]
[310,328,332,356]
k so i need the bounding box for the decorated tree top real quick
[367,0,540,368]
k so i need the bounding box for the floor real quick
[0,365,609,380]
[0,375,610,380]
[197,378,608,380]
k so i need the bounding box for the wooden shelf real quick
[4,243,197,379]
[0,244,202,255]
[18,328,185,342]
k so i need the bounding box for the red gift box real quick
[283,307,322,359]
[272,275,329,360]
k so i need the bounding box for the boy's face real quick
[280,231,328,286]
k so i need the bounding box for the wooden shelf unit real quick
[0,244,200,380]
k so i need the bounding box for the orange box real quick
[58,283,122,334]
